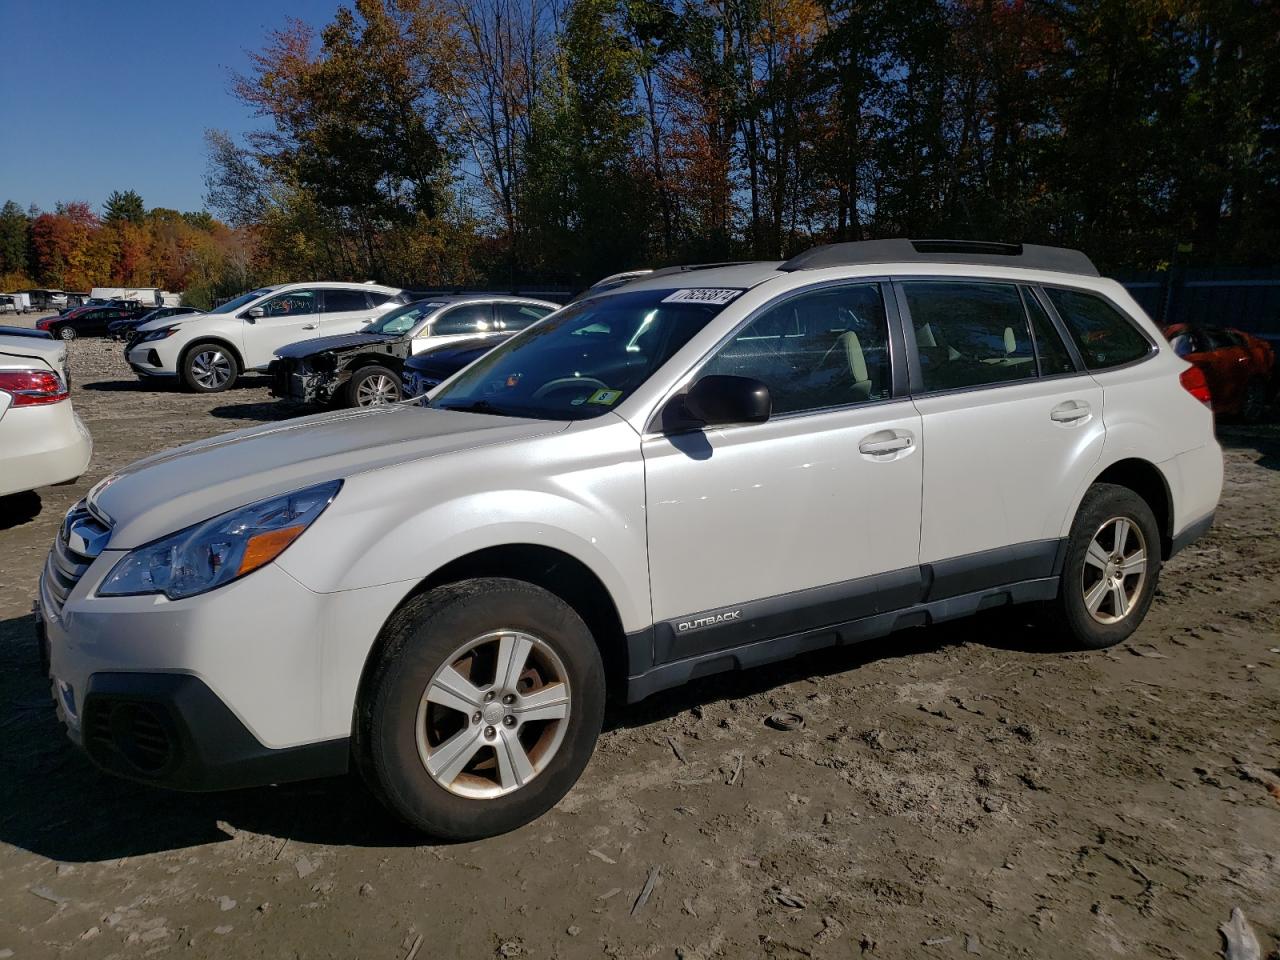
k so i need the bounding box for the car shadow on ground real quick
[1217,415,1280,471]
[0,605,1063,863]
[83,375,271,395]
[0,613,424,862]
[208,399,309,422]
[0,491,43,530]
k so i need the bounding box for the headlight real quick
[98,480,341,600]
[140,326,179,342]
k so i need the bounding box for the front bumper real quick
[71,670,348,791]
[126,339,179,376]
[39,550,357,789]
[268,357,342,404]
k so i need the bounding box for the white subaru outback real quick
[39,241,1222,840]
[125,281,406,392]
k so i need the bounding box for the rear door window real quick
[1043,288,1151,369]
[322,289,371,313]
[901,281,1036,392]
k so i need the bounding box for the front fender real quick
[276,419,651,634]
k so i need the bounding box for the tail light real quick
[0,369,69,406]
[1179,366,1212,406]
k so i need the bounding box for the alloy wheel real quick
[415,629,572,799]
[58,327,75,341]
[1081,516,1148,625]
[355,373,400,406]
[191,349,231,389]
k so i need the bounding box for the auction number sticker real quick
[661,288,745,306]
[586,388,624,405]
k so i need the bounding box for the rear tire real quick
[181,342,239,393]
[347,364,403,407]
[57,326,75,341]
[357,578,605,840]
[1039,483,1161,649]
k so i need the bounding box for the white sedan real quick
[0,329,92,497]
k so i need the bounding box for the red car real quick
[1164,323,1274,421]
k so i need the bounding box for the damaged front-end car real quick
[268,295,558,409]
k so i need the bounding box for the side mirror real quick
[245,306,265,320]
[682,375,772,427]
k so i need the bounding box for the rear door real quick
[243,288,320,368]
[318,287,379,337]
[898,279,1105,587]
[642,281,923,665]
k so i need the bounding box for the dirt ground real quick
[1,322,1277,960]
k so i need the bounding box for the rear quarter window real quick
[1044,288,1151,370]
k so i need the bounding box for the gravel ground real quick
[1,329,1277,959]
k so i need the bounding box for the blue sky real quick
[0,0,339,216]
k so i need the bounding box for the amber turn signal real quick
[237,525,307,576]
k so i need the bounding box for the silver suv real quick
[39,241,1222,839]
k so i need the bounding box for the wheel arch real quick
[355,543,631,718]
[179,336,245,374]
[345,353,398,373]
[1087,458,1174,558]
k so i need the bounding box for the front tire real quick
[357,578,605,840]
[182,342,239,392]
[347,364,403,407]
[1041,483,1161,649]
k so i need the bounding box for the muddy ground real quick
[1,325,1277,960]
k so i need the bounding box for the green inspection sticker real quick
[586,388,623,405]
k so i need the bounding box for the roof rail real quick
[779,239,1099,277]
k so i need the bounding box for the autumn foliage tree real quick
[178,0,1276,287]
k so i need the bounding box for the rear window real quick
[1044,288,1150,370]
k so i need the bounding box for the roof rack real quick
[779,239,1099,277]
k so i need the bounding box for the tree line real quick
[0,192,253,308]
[6,0,1277,299]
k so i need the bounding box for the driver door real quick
[243,289,319,369]
[641,282,923,665]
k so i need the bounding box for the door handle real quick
[301,324,317,330]
[1050,400,1091,423]
[859,432,914,456]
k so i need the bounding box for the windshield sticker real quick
[586,388,623,406]
[661,288,745,306]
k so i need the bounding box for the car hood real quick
[88,405,567,548]
[135,311,211,333]
[275,331,400,359]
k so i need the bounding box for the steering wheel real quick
[531,376,609,400]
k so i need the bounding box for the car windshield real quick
[429,287,739,420]
[210,288,274,315]
[365,300,444,336]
